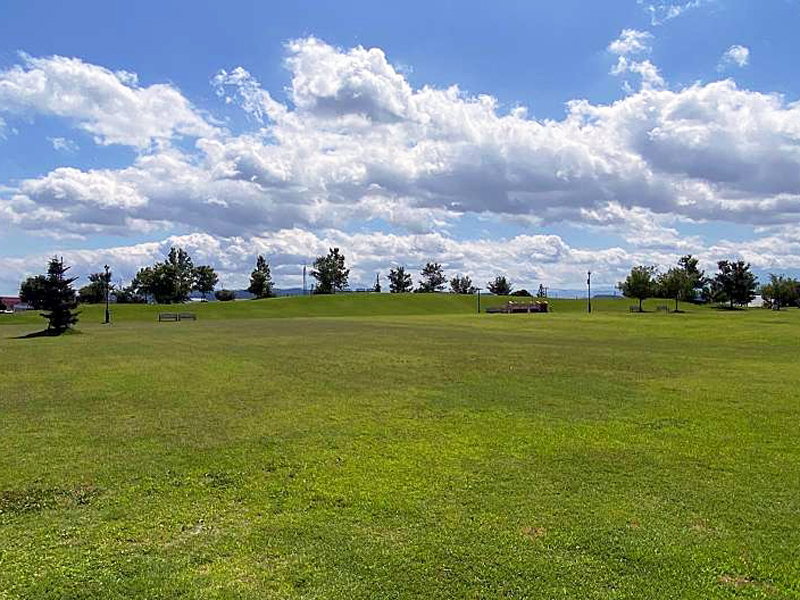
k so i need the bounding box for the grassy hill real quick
[1,292,692,329]
[1,295,797,597]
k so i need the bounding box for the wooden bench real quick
[179,312,197,321]
[159,313,179,322]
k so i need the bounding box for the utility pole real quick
[476,288,482,314]
[104,264,111,324]
[302,264,307,295]
[587,271,592,314]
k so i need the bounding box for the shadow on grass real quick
[11,328,83,340]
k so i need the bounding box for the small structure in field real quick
[486,300,549,314]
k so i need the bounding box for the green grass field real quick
[1,295,799,598]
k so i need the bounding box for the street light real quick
[104,264,111,324]
[587,271,592,314]
[476,288,482,314]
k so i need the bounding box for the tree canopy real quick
[417,262,447,293]
[78,271,113,304]
[247,255,274,299]
[760,274,799,310]
[450,275,476,294]
[130,247,217,303]
[713,260,758,308]
[487,276,512,296]
[311,248,350,294]
[388,266,413,293]
[618,265,657,311]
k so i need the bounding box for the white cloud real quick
[48,137,79,152]
[639,0,709,26]
[3,38,800,287]
[608,29,653,56]
[3,225,799,296]
[0,54,219,149]
[718,45,750,71]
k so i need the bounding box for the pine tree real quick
[248,255,274,298]
[487,276,513,296]
[40,257,80,333]
[388,266,413,293]
[417,262,446,292]
[311,248,349,294]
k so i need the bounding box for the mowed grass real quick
[1,297,799,598]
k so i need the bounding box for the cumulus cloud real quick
[2,38,800,288]
[3,225,798,296]
[718,45,750,71]
[608,29,653,56]
[0,54,218,148]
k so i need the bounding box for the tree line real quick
[618,255,800,311]
[15,247,799,335]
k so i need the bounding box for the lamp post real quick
[104,264,111,324]
[476,288,482,314]
[587,271,592,314]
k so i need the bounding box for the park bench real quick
[629,305,641,313]
[656,304,669,312]
[158,312,197,322]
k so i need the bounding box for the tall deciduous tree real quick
[657,267,691,312]
[450,275,476,294]
[19,275,48,309]
[311,248,350,294]
[714,260,758,308]
[78,271,113,304]
[487,276,513,296]
[678,255,706,302]
[417,262,446,293]
[248,255,274,299]
[618,265,657,312]
[760,274,798,310]
[194,265,219,300]
[388,266,413,293]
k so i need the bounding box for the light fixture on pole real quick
[104,264,111,324]
[587,271,592,314]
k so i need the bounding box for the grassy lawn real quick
[1,297,799,598]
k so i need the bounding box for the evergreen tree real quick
[247,255,274,298]
[417,262,446,292]
[487,275,513,296]
[388,266,413,293]
[449,275,476,294]
[618,265,657,312]
[311,248,350,294]
[38,257,80,333]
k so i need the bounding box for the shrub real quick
[215,289,236,302]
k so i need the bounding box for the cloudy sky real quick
[2,0,800,294]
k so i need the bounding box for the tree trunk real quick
[675,295,679,312]
[639,297,643,312]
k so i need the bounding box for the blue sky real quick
[2,0,800,293]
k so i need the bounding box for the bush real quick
[511,289,532,297]
[215,289,236,302]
